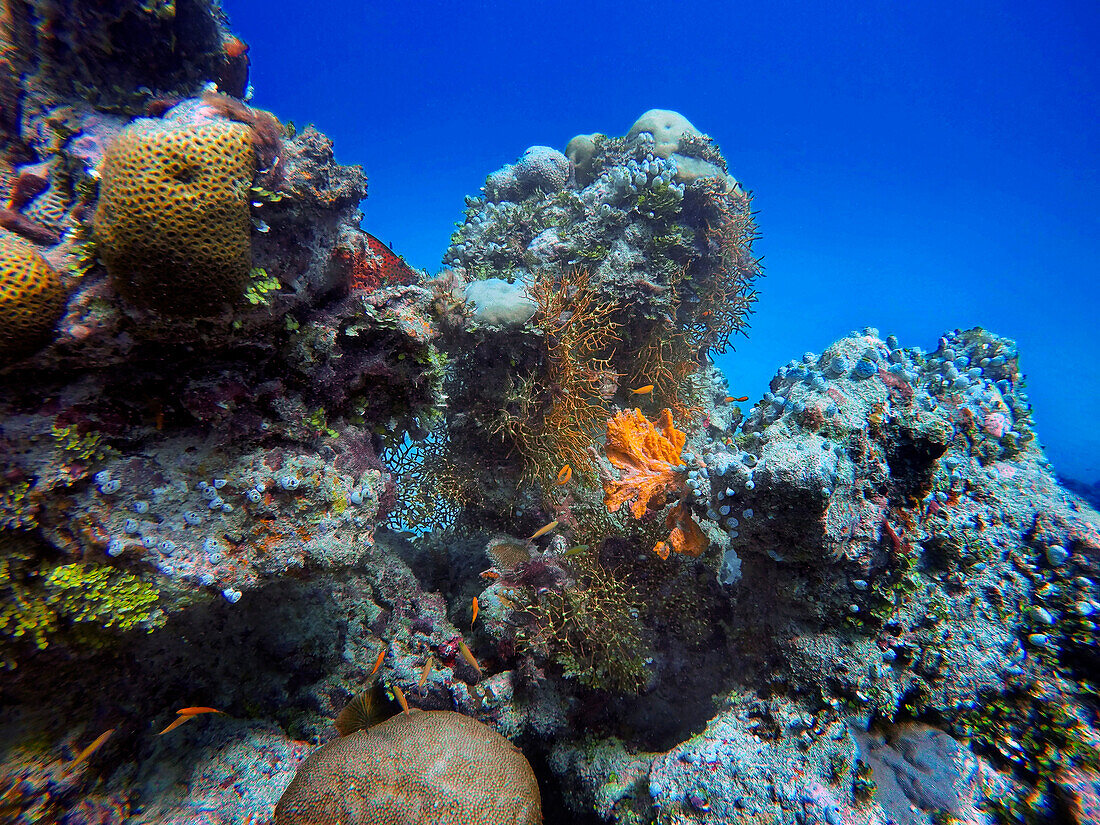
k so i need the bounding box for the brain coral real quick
[627,109,700,158]
[93,118,255,316]
[0,228,66,363]
[514,145,570,192]
[274,709,542,825]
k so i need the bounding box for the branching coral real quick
[627,314,707,425]
[688,179,763,354]
[512,555,650,693]
[599,408,706,559]
[491,268,622,483]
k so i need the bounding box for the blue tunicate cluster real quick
[106,538,124,557]
[183,510,202,526]
[246,487,263,503]
[222,587,242,604]
[598,152,684,203]
[278,475,300,491]
[98,478,121,495]
[853,358,878,379]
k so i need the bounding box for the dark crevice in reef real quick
[527,749,604,825]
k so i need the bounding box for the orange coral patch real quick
[664,503,707,557]
[602,408,686,519]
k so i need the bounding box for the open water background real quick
[225,0,1100,484]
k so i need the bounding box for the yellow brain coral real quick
[275,709,542,825]
[0,228,66,363]
[93,118,255,315]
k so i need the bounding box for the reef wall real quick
[0,2,1096,825]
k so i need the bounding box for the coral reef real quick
[0,3,1095,825]
[0,228,66,363]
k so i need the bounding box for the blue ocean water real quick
[226,0,1099,483]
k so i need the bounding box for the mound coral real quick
[0,228,67,364]
[600,407,706,559]
[93,117,255,315]
[274,709,541,825]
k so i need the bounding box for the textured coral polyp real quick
[275,709,541,825]
[93,118,255,315]
[0,228,66,363]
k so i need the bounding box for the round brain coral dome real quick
[94,112,256,316]
[275,709,542,825]
[0,228,67,364]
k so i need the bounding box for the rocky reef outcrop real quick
[0,2,1096,825]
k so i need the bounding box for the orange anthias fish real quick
[725,395,750,403]
[158,707,225,735]
[69,728,115,771]
[471,596,479,628]
[369,648,385,676]
[457,639,482,677]
[392,683,410,715]
[419,658,433,689]
[528,520,558,540]
[554,465,572,485]
[631,385,654,395]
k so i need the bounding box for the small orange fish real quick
[726,395,749,403]
[631,385,654,395]
[158,715,195,736]
[158,707,224,735]
[392,683,410,714]
[419,658,433,689]
[554,465,572,485]
[479,568,501,580]
[528,520,558,540]
[457,639,482,677]
[70,728,114,771]
[369,648,385,676]
[471,596,479,628]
